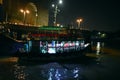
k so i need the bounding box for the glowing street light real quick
[52,0,63,26]
[20,9,30,25]
[35,9,38,26]
[59,0,63,4]
[76,19,82,29]
[35,12,38,26]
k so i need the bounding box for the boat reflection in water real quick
[13,62,85,80]
[7,42,106,80]
[1,41,120,80]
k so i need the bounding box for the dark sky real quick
[57,0,120,32]
[2,0,119,32]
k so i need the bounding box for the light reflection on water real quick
[14,64,26,80]
[91,41,105,55]
[12,42,106,80]
[1,42,107,80]
[90,41,105,64]
[13,62,84,80]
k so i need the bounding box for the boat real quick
[15,26,91,62]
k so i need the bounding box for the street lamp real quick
[76,19,82,29]
[35,12,38,26]
[52,0,63,26]
[20,9,30,25]
[59,0,63,4]
[35,10,38,26]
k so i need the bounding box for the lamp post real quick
[52,0,63,26]
[76,19,82,29]
[35,12,38,26]
[35,10,38,26]
[20,9,30,25]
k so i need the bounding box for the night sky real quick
[57,0,120,32]
[1,0,120,32]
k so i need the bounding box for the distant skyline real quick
[33,0,120,32]
[56,0,120,32]
[1,0,120,32]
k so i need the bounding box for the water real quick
[0,40,120,80]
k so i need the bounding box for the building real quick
[2,0,49,26]
[0,0,2,4]
[0,4,4,22]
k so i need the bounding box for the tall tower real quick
[33,0,49,26]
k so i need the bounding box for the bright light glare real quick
[60,25,63,27]
[77,19,82,23]
[84,43,90,47]
[52,4,55,7]
[20,9,24,13]
[36,14,38,16]
[59,0,63,4]
[26,10,30,14]
[20,9,30,14]
[96,42,101,55]
[57,24,60,26]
